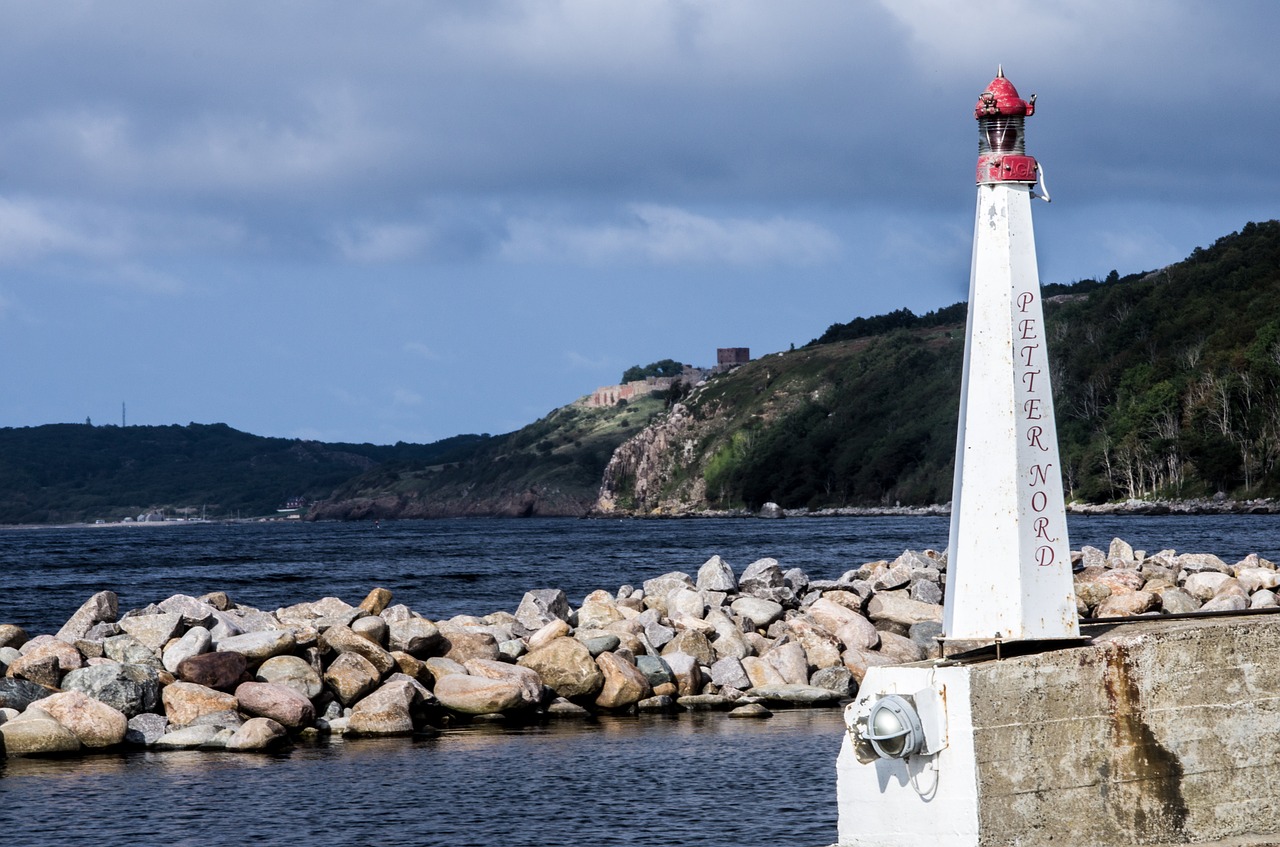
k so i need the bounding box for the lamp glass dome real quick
[864,694,924,760]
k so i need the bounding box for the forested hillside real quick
[598,220,1280,513]
[0,423,485,523]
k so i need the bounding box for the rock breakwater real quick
[1,538,1274,758]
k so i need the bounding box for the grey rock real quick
[103,633,160,666]
[635,654,674,688]
[759,502,785,518]
[747,684,844,705]
[763,641,810,686]
[0,678,54,712]
[1200,594,1248,613]
[728,703,773,719]
[433,673,527,716]
[226,717,288,752]
[517,637,603,699]
[323,651,381,706]
[677,694,738,710]
[118,613,182,652]
[709,657,752,691]
[350,615,389,647]
[730,597,785,629]
[162,626,212,673]
[216,629,297,665]
[62,663,161,718]
[0,624,28,651]
[514,589,572,631]
[55,591,119,643]
[739,558,788,602]
[783,568,810,597]
[1157,587,1201,615]
[189,709,243,730]
[0,708,82,756]
[152,725,225,750]
[637,694,679,712]
[157,594,220,627]
[125,712,169,746]
[909,579,943,606]
[810,665,856,696]
[348,679,418,735]
[255,655,323,699]
[908,621,945,659]
[578,633,621,657]
[696,556,738,593]
[387,618,443,657]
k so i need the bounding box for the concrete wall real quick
[969,616,1280,846]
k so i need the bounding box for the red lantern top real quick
[975,67,1035,119]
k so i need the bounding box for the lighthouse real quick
[836,71,1280,847]
[943,68,1078,644]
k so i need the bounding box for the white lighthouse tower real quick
[943,68,1078,643]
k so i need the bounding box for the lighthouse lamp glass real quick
[864,694,925,760]
[978,115,1026,155]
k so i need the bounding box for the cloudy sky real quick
[2,1,1277,444]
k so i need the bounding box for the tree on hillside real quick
[622,359,684,383]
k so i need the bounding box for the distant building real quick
[716,347,750,372]
[580,363,709,409]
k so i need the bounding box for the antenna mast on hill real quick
[122,402,126,428]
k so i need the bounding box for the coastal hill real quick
[1,220,1277,523]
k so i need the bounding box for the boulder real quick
[1096,569,1145,595]
[55,591,119,643]
[387,618,444,657]
[0,707,83,756]
[763,641,810,686]
[255,655,323,700]
[704,610,750,661]
[730,597,784,629]
[37,690,128,748]
[528,619,572,652]
[728,703,773,719]
[125,713,169,746]
[464,659,544,706]
[351,615,389,647]
[578,599,625,631]
[810,665,857,696]
[157,594,220,627]
[6,652,63,688]
[1250,589,1279,609]
[866,591,943,626]
[748,684,843,706]
[697,556,737,592]
[787,619,844,670]
[61,663,160,717]
[103,634,159,667]
[0,624,28,651]
[152,725,228,750]
[433,673,527,716]
[877,631,927,664]
[235,681,316,728]
[216,630,297,665]
[1201,594,1248,613]
[1177,553,1231,575]
[741,656,787,688]
[177,651,248,691]
[0,678,54,712]
[226,717,288,752]
[662,651,703,697]
[438,629,501,665]
[634,655,674,689]
[514,589,572,631]
[1157,587,1201,615]
[162,626,213,673]
[709,656,752,691]
[1095,591,1160,618]
[738,558,788,603]
[517,637,603,699]
[348,679,419,735]
[323,651,381,706]
[1236,567,1280,594]
[661,630,715,668]
[162,681,238,727]
[1109,537,1136,563]
[595,652,651,710]
[358,587,394,616]
[118,613,182,652]
[842,647,899,684]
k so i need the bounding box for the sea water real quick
[2,515,1277,846]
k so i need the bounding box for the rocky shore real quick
[2,539,1276,758]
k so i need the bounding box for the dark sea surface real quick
[2,514,1279,846]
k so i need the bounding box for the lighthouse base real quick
[836,614,1280,846]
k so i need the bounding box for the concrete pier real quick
[836,613,1280,846]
